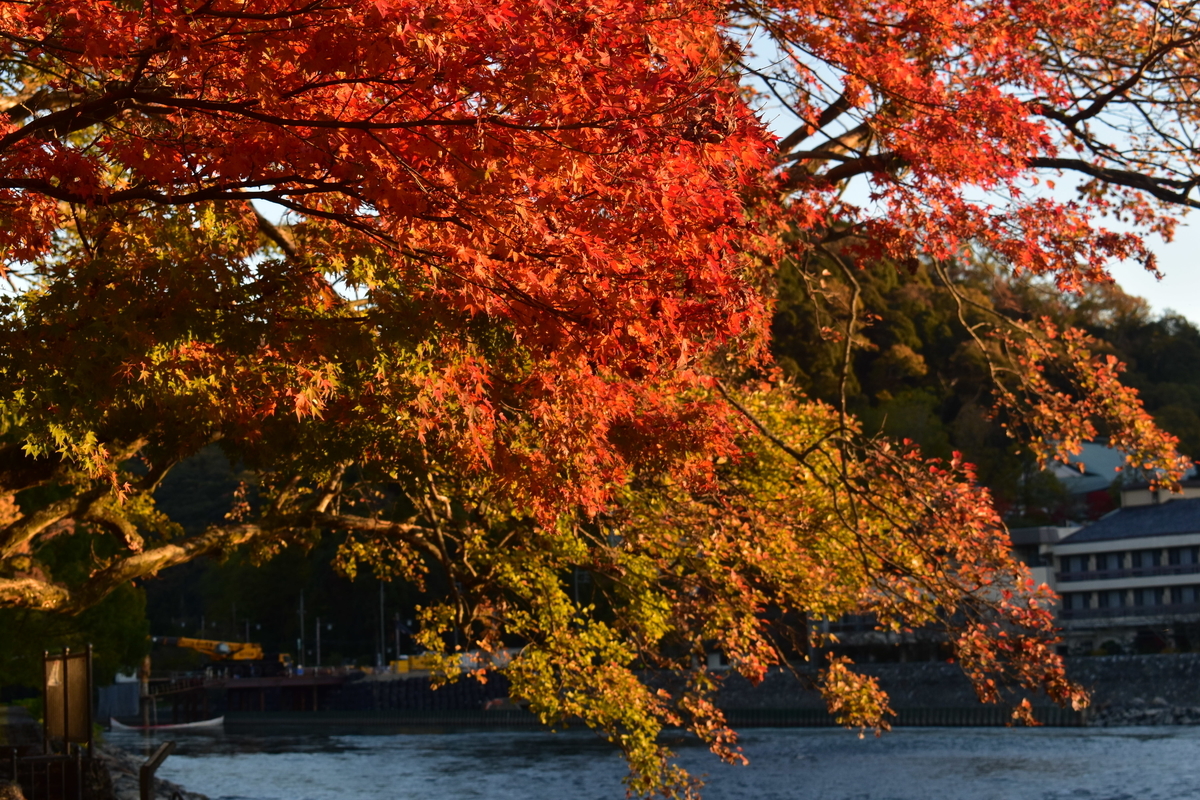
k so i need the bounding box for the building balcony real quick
[1056,564,1200,582]
[1059,602,1200,620]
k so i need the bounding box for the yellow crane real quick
[151,636,266,660]
[151,636,294,677]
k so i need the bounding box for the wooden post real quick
[139,742,176,800]
[139,655,151,729]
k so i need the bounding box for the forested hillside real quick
[773,253,1200,525]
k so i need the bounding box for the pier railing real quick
[2,749,89,800]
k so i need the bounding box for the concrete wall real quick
[715,654,1200,725]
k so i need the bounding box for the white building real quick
[1046,486,1200,654]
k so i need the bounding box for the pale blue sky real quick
[1108,222,1200,325]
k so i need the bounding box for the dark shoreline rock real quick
[1086,702,1200,726]
[95,746,209,800]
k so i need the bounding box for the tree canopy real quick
[2,0,1199,794]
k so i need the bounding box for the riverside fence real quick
[2,750,89,800]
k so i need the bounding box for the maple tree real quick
[1,0,1199,795]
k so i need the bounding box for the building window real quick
[1138,588,1160,606]
[1061,555,1087,574]
[1061,593,1085,610]
[1100,552,1123,572]
[1098,590,1124,608]
[1133,550,1161,569]
[1168,548,1199,568]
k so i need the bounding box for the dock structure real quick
[221,675,347,714]
[108,667,519,728]
[130,673,353,726]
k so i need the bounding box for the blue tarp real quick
[96,682,139,719]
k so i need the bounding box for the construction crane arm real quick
[151,636,265,661]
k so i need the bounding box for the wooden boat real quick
[110,715,224,731]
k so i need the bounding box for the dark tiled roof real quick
[1061,498,1200,543]
[1121,479,1200,491]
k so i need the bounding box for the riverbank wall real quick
[713,653,1200,726]
[217,653,1200,728]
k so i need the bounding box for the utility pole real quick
[298,592,305,668]
[378,581,385,668]
[139,654,151,728]
[315,616,321,669]
[394,612,401,659]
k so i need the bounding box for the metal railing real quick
[4,742,176,800]
[1057,563,1200,582]
[2,749,87,800]
[1059,601,1200,620]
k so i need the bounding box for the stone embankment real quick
[714,653,1200,727]
[1088,698,1200,726]
[1066,654,1200,725]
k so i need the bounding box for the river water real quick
[106,725,1200,800]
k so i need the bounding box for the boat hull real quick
[110,715,224,731]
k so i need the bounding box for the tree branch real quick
[254,206,299,259]
[81,499,144,553]
[777,91,853,155]
[0,523,264,612]
[714,381,835,468]
[0,491,104,560]
[1030,157,1200,209]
